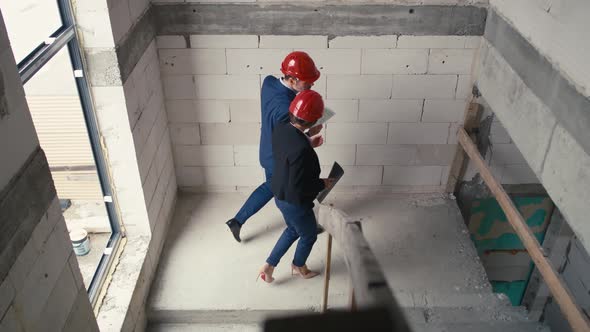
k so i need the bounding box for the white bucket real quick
[70,229,91,256]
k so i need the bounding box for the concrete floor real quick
[62,200,111,289]
[63,200,111,233]
[148,192,493,319]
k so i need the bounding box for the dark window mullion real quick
[18,25,75,84]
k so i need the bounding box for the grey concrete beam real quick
[485,10,590,156]
[0,148,56,282]
[154,4,487,36]
[117,7,157,83]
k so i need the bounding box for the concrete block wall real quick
[461,113,541,185]
[474,1,590,256]
[72,0,177,331]
[0,9,98,331]
[158,34,480,192]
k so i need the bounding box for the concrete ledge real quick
[154,4,487,36]
[0,147,55,282]
[485,9,590,156]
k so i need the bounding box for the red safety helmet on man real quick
[281,51,321,84]
[289,90,324,123]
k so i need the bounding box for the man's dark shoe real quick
[316,224,325,235]
[226,218,242,243]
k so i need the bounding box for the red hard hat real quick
[281,51,320,83]
[289,90,324,123]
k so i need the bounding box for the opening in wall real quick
[0,0,122,308]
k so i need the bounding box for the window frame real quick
[13,0,122,308]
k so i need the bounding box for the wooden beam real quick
[457,128,590,332]
[445,102,483,192]
[322,234,333,313]
[318,206,412,332]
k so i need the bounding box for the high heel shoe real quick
[291,264,319,279]
[256,263,275,283]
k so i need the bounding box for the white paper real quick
[314,107,335,127]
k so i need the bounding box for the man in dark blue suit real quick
[226,52,323,243]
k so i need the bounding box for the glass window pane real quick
[0,0,63,63]
[24,46,112,290]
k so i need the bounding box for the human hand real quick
[309,134,324,148]
[322,178,335,189]
[307,124,323,137]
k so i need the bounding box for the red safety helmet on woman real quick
[281,51,320,83]
[289,90,324,123]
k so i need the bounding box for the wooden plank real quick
[445,102,483,192]
[321,234,333,313]
[457,128,590,332]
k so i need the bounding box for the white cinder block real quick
[226,49,292,74]
[428,49,475,75]
[489,143,528,165]
[162,75,195,99]
[108,0,132,44]
[324,100,358,122]
[501,164,540,184]
[321,166,383,186]
[392,75,457,99]
[415,144,456,166]
[356,145,416,166]
[397,35,466,49]
[422,100,466,123]
[0,273,15,319]
[143,161,159,204]
[359,99,422,122]
[194,100,231,123]
[304,49,361,74]
[234,145,259,166]
[159,49,226,75]
[0,307,23,332]
[129,0,150,23]
[156,35,186,49]
[315,145,356,166]
[190,35,258,48]
[326,123,388,144]
[383,166,443,185]
[388,123,449,144]
[201,166,264,186]
[260,35,327,49]
[155,131,173,178]
[490,121,511,144]
[68,250,85,291]
[362,49,428,74]
[175,166,204,187]
[35,259,79,332]
[13,229,70,331]
[456,75,472,99]
[174,145,234,166]
[329,35,397,49]
[312,75,327,97]
[447,123,461,144]
[328,75,392,99]
[200,123,260,145]
[195,75,259,100]
[464,36,482,49]
[229,100,261,123]
[7,238,39,291]
[166,100,231,123]
[169,123,200,145]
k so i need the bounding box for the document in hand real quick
[316,162,344,203]
[313,107,335,127]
